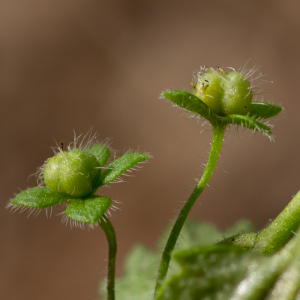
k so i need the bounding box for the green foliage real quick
[154,192,300,299]
[248,101,283,120]
[9,140,150,226]
[156,67,284,294]
[161,90,217,124]
[155,245,263,300]
[155,229,300,300]
[100,245,158,300]
[99,152,150,186]
[155,241,299,300]
[65,196,112,225]
[86,144,111,167]
[253,191,300,255]
[224,114,272,135]
[99,220,255,300]
[11,186,70,208]
[162,90,281,136]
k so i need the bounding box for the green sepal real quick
[224,114,272,135]
[162,90,220,124]
[248,101,282,120]
[11,186,71,208]
[86,144,111,167]
[98,152,149,186]
[65,195,112,224]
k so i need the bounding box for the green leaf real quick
[155,242,295,300]
[224,114,272,135]
[65,196,112,224]
[155,227,300,300]
[11,186,70,208]
[99,220,255,300]
[162,90,220,124]
[248,101,282,120]
[86,144,111,167]
[99,152,149,186]
[155,245,266,300]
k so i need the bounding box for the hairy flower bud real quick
[43,149,101,198]
[193,68,253,116]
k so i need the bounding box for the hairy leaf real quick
[248,101,282,120]
[99,220,255,300]
[99,152,149,186]
[86,144,111,167]
[224,114,272,135]
[155,245,265,300]
[10,186,70,208]
[155,230,300,300]
[65,195,111,224]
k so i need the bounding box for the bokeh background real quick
[1,1,300,299]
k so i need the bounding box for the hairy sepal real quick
[65,195,112,224]
[10,186,71,208]
[248,101,283,120]
[98,152,150,186]
[224,114,272,135]
[162,90,221,124]
[86,144,111,167]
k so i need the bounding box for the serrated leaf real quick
[162,90,220,124]
[99,152,149,186]
[11,186,70,208]
[248,101,282,120]
[65,195,112,224]
[224,114,272,135]
[86,144,110,167]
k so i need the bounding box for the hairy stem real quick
[99,215,117,300]
[154,123,227,294]
[254,190,300,255]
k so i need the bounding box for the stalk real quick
[154,122,227,294]
[99,215,117,300]
[254,190,300,255]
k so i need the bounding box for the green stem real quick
[99,215,117,300]
[254,190,300,255]
[154,123,227,294]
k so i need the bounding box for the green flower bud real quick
[43,149,101,198]
[193,70,224,115]
[221,71,252,115]
[193,68,253,116]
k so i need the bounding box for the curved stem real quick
[254,190,300,255]
[99,215,117,300]
[154,123,227,295]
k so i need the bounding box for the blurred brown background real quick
[1,0,300,299]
